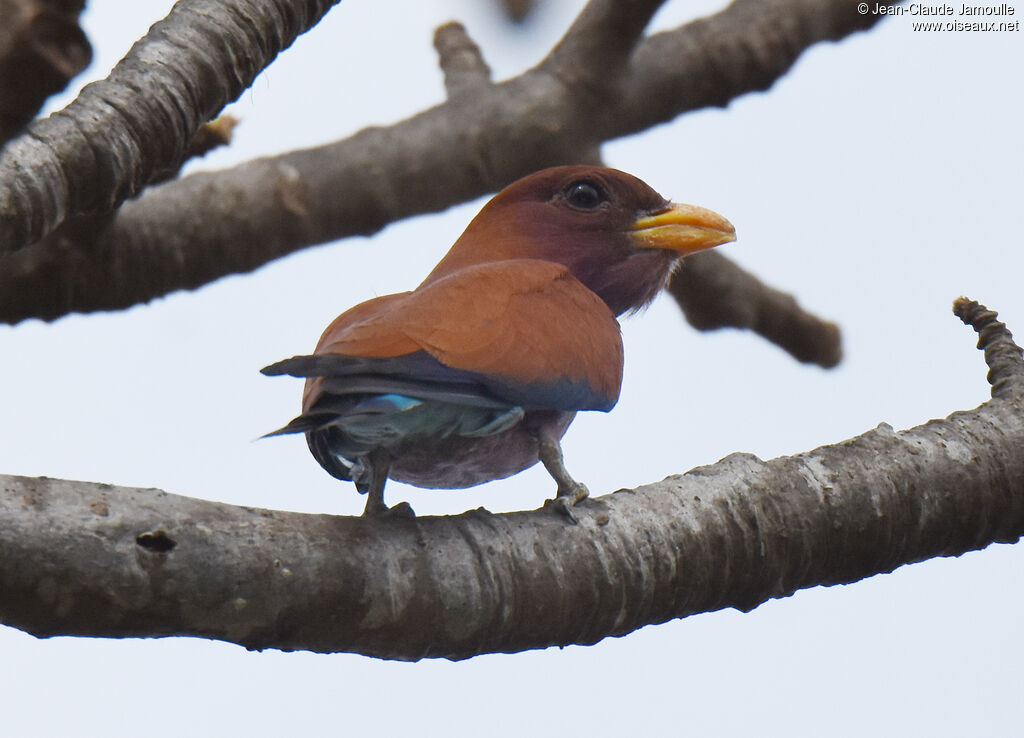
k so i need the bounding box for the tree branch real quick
[668,251,842,368]
[2,299,1020,660]
[0,0,341,255]
[0,0,888,334]
[496,0,537,24]
[614,0,886,134]
[0,0,91,143]
[544,0,667,89]
[433,22,492,100]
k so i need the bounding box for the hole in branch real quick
[135,529,177,553]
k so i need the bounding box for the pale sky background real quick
[2,1,1022,735]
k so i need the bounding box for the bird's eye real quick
[564,181,606,210]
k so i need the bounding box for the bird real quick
[262,165,735,519]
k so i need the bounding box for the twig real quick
[668,251,842,368]
[954,297,1024,399]
[434,22,492,99]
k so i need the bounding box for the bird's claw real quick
[544,482,589,524]
[558,481,589,506]
[544,496,578,524]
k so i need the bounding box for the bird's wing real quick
[263,259,623,412]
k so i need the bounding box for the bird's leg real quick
[358,449,415,519]
[537,430,588,523]
[360,449,391,517]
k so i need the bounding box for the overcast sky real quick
[2,1,1022,735]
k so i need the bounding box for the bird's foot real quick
[362,496,389,517]
[558,481,589,506]
[536,430,589,524]
[544,482,589,525]
[386,501,416,519]
[362,499,416,520]
[545,496,579,524]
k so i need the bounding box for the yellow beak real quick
[629,203,736,255]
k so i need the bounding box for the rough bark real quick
[0,0,869,372]
[1,300,1020,660]
[0,0,341,253]
[0,0,90,143]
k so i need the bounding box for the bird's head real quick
[424,165,736,315]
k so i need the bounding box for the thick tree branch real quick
[0,0,887,335]
[0,0,340,255]
[544,0,666,89]
[0,0,91,143]
[2,299,1020,660]
[615,0,885,134]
